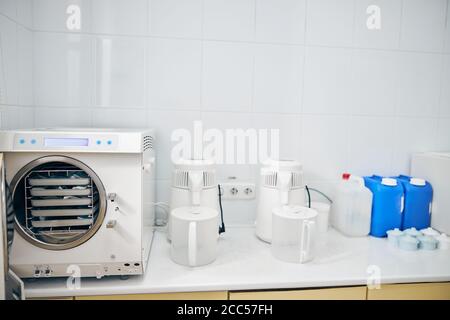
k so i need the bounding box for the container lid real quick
[174,158,215,171]
[420,227,440,237]
[261,159,302,172]
[418,235,437,244]
[381,178,397,186]
[398,235,419,246]
[404,227,422,237]
[171,206,218,221]
[387,228,403,237]
[273,205,317,220]
[410,177,426,186]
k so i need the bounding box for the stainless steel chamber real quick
[10,156,107,251]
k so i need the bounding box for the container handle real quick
[278,172,291,205]
[300,220,315,263]
[189,171,203,206]
[400,196,404,214]
[188,222,197,267]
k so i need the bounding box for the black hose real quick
[308,187,333,204]
[305,185,311,208]
[218,184,225,234]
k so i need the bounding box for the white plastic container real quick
[436,233,450,250]
[271,205,318,264]
[411,152,450,234]
[387,228,403,246]
[170,206,219,267]
[256,159,305,243]
[331,173,373,237]
[311,201,330,235]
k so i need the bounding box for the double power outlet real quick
[219,182,256,200]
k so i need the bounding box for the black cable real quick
[305,185,311,208]
[218,184,225,234]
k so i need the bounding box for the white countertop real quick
[24,227,450,298]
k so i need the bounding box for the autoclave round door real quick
[10,156,107,250]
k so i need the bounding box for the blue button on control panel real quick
[96,140,101,145]
[19,139,25,144]
[107,140,112,145]
[31,139,36,144]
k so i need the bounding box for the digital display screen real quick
[44,137,89,147]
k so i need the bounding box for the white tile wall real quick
[34,106,92,127]
[400,0,447,52]
[255,0,306,44]
[440,55,450,117]
[17,26,33,106]
[202,41,254,111]
[0,1,34,129]
[253,44,303,113]
[350,49,399,116]
[203,0,255,41]
[303,46,353,115]
[33,0,92,33]
[391,117,438,174]
[92,107,147,127]
[301,115,349,181]
[95,36,146,108]
[16,0,32,29]
[0,14,18,105]
[306,0,355,47]
[1,0,449,225]
[353,0,402,50]
[91,0,147,36]
[0,0,17,20]
[397,52,442,117]
[348,116,395,176]
[149,0,203,38]
[33,32,94,107]
[147,38,202,109]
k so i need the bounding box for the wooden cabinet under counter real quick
[75,291,228,300]
[229,286,367,300]
[367,282,450,300]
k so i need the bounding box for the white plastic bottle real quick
[331,173,373,237]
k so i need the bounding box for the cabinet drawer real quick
[230,286,367,300]
[75,291,228,300]
[367,282,450,300]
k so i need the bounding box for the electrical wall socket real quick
[219,182,256,200]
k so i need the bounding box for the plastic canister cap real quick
[342,173,351,180]
[381,177,397,186]
[410,177,426,186]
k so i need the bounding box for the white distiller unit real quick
[0,128,156,279]
[256,159,305,243]
[168,159,218,241]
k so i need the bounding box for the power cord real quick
[218,184,226,234]
[305,185,311,208]
[151,202,170,226]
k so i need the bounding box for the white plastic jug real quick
[271,205,318,263]
[331,173,372,237]
[170,206,219,267]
